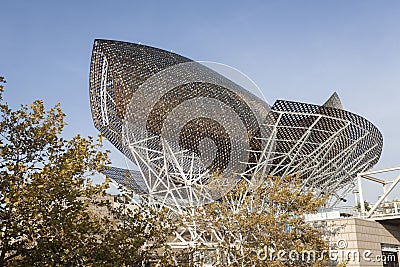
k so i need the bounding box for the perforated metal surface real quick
[101,167,148,194]
[89,39,383,209]
[90,39,272,209]
[269,99,382,193]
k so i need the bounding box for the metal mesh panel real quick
[90,39,272,208]
[269,99,383,193]
[102,167,148,194]
[89,39,383,208]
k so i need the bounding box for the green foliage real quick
[0,81,173,266]
[0,77,5,93]
[183,176,329,267]
[0,77,330,266]
[356,200,371,212]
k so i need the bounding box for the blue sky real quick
[2,1,400,200]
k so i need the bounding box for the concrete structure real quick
[320,167,400,266]
[324,217,400,267]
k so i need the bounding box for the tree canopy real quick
[181,176,329,267]
[0,77,330,266]
[0,81,173,266]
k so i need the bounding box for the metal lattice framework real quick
[268,97,382,204]
[90,39,273,212]
[89,39,383,212]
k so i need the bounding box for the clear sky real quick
[2,1,400,201]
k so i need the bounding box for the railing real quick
[367,201,400,219]
[309,201,400,221]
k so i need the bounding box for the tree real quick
[182,175,329,267]
[0,77,330,266]
[0,81,173,266]
[356,200,371,212]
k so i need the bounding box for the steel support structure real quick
[357,167,400,219]
[89,39,384,252]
